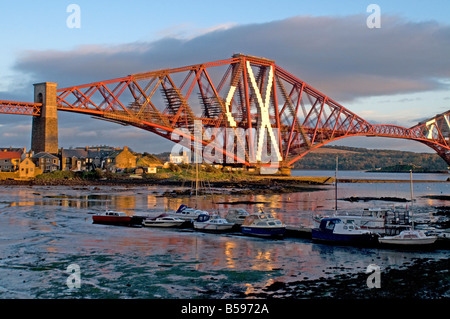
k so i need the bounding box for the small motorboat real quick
[143,214,185,228]
[378,229,437,246]
[193,214,235,232]
[313,208,388,234]
[92,210,133,226]
[241,212,286,237]
[170,204,210,221]
[312,218,378,245]
[377,170,438,247]
[225,208,250,225]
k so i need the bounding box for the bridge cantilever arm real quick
[0,100,42,116]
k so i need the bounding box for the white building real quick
[169,150,190,164]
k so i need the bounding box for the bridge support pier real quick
[31,82,59,154]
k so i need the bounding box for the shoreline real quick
[0,177,448,201]
[0,176,448,186]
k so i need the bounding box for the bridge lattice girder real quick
[0,100,41,116]
[1,55,449,166]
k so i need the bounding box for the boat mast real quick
[410,169,413,205]
[194,121,201,208]
[410,169,414,229]
[335,155,338,212]
[195,147,199,208]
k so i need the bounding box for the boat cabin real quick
[318,218,363,233]
[196,214,211,222]
[318,218,340,232]
[104,210,127,217]
[242,213,283,227]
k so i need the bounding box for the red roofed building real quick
[0,151,22,172]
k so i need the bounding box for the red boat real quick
[92,210,133,226]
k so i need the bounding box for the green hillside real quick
[154,147,449,172]
[292,146,449,172]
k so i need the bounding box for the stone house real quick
[105,146,137,171]
[60,148,88,171]
[61,146,116,171]
[32,152,60,173]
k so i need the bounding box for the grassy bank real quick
[2,166,447,188]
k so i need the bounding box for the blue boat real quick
[312,218,378,245]
[241,212,286,237]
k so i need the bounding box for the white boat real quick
[241,212,286,237]
[225,208,250,225]
[313,208,388,233]
[143,214,185,228]
[194,214,235,232]
[170,204,210,221]
[378,171,438,247]
[378,229,437,246]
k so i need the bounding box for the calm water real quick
[0,172,448,299]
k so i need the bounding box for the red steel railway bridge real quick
[0,54,449,171]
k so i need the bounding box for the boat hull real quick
[194,223,234,232]
[144,221,185,228]
[92,216,133,226]
[312,229,378,245]
[378,237,437,246]
[241,226,286,237]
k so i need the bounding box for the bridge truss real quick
[1,54,449,166]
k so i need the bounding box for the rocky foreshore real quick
[0,176,328,195]
[229,258,450,299]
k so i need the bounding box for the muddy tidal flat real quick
[0,172,448,305]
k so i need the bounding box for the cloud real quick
[13,15,450,102]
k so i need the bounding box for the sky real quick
[0,0,449,155]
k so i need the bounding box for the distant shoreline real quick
[367,169,449,174]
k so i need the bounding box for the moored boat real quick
[378,170,438,247]
[143,214,185,228]
[193,214,235,232]
[170,204,210,221]
[241,212,286,237]
[225,208,250,225]
[312,218,378,245]
[313,208,388,234]
[378,229,437,246]
[92,210,133,226]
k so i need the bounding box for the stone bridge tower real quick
[31,82,59,154]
